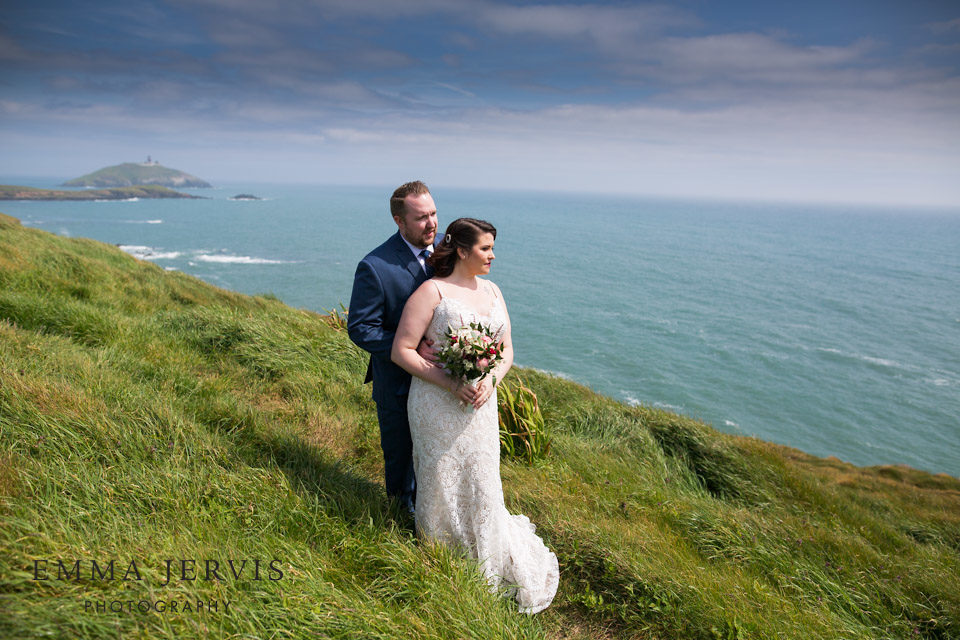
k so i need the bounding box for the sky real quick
[1,0,959,206]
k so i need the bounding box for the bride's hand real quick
[451,380,478,406]
[471,378,495,410]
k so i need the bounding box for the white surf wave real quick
[526,367,572,380]
[817,347,960,389]
[926,369,960,388]
[194,253,293,264]
[652,401,684,413]
[117,245,295,264]
[817,347,903,370]
[119,245,181,260]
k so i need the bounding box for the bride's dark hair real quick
[428,217,497,278]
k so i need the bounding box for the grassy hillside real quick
[62,163,212,188]
[0,184,203,201]
[1,211,958,639]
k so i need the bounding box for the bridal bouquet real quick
[437,320,504,385]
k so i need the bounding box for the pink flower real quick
[477,357,489,370]
[482,335,492,345]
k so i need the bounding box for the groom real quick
[348,180,439,514]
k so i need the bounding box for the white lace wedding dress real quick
[407,280,559,614]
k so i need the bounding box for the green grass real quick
[1,211,958,639]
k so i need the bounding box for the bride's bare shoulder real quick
[483,278,504,299]
[411,278,443,303]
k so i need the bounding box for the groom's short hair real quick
[390,181,431,219]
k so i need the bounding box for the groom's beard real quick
[411,230,436,249]
[419,230,436,248]
[399,223,436,249]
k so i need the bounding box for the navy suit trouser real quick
[375,398,416,509]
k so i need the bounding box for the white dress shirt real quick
[400,234,433,273]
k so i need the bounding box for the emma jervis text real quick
[32,558,285,586]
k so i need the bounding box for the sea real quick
[2,179,958,478]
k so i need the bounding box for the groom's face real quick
[395,192,438,249]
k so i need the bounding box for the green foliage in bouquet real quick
[498,377,550,464]
[437,321,503,382]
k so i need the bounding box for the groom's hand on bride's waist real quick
[417,337,440,366]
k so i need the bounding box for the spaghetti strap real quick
[431,279,444,299]
[483,279,502,317]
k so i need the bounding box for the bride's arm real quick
[490,282,513,385]
[469,282,513,410]
[391,282,463,394]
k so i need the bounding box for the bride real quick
[391,217,559,614]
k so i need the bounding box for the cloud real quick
[651,33,873,81]
[203,15,290,48]
[474,3,691,42]
[928,18,960,35]
[1,0,958,205]
[0,33,28,63]
[0,99,29,115]
[4,93,958,205]
[433,82,476,98]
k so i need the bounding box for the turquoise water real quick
[4,180,959,477]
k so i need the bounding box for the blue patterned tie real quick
[420,249,433,277]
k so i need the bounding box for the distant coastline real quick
[63,161,212,189]
[0,185,204,201]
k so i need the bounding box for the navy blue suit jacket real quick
[348,231,438,408]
